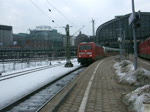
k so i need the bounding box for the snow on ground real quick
[123,85,150,112]
[113,57,150,112]
[113,60,150,86]
[0,59,72,77]
[0,59,81,109]
[0,59,67,75]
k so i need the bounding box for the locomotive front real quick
[77,42,94,65]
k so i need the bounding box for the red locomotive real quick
[77,42,104,65]
[77,42,119,65]
[139,37,150,60]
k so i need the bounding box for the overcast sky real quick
[0,0,149,36]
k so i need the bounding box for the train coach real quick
[77,42,119,65]
[139,37,150,60]
[103,46,119,56]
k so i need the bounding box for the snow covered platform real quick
[40,57,135,112]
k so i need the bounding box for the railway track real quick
[129,55,150,71]
[0,67,85,112]
[0,63,67,81]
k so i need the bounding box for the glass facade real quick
[96,12,150,52]
[0,25,13,48]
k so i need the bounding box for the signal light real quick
[134,11,141,28]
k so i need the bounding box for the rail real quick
[0,67,84,112]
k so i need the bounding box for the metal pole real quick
[120,31,122,60]
[132,0,138,70]
[119,20,123,60]
[92,19,95,42]
[132,0,135,13]
[119,41,122,59]
[132,24,138,69]
[65,24,73,67]
[123,31,126,59]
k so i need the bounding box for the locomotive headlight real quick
[90,55,92,57]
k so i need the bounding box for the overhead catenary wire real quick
[46,0,76,26]
[71,25,85,37]
[43,0,66,27]
[29,0,59,26]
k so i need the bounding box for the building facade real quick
[96,12,150,52]
[13,33,29,48]
[28,26,63,49]
[0,25,13,48]
[75,31,90,46]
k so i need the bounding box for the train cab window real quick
[86,45,92,50]
[79,45,92,50]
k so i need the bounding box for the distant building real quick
[75,31,90,46]
[96,12,150,52]
[0,25,13,48]
[35,25,51,30]
[63,36,75,47]
[13,33,29,48]
[28,26,63,49]
[70,36,76,46]
[25,39,51,48]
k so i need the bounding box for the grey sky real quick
[0,0,149,35]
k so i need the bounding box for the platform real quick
[55,57,134,112]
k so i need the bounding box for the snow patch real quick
[123,85,150,112]
[113,60,150,86]
[113,59,150,112]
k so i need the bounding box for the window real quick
[79,45,92,50]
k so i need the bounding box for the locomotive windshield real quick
[79,45,92,50]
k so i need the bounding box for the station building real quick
[75,31,90,46]
[0,25,13,48]
[13,33,29,48]
[96,12,150,52]
[27,26,64,49]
